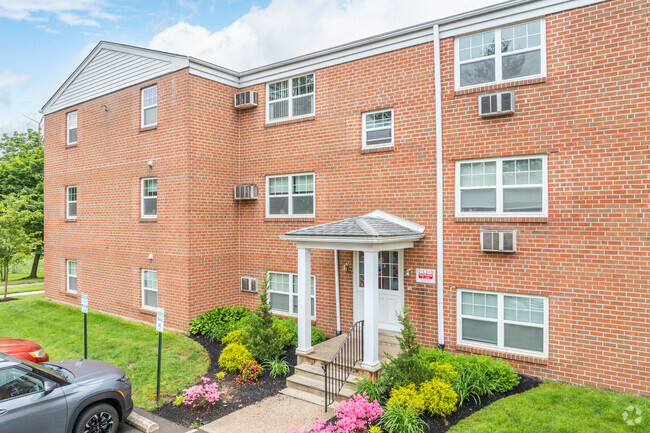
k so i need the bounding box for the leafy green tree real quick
[0,195,38,299]
[0,130,43,278]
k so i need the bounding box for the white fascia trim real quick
[280,235,424,252]
[188,58,241,88]
[363,210,425,234]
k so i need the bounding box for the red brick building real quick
[42,0,648,396]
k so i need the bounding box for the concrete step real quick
[294,362,364,384]
[279,387,330,408]
[286,373,357,401]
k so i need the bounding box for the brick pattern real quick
[43,0,648,396]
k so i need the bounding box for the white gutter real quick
[334,250,341,335]
[433,24,445,349]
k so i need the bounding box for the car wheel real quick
[73,403,119,433]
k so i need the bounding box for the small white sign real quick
[81,293,88,314]
[156,308,165,333]
[416,268,436,284]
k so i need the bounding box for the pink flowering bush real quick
[288,393,383,433]
[182,377,222,408]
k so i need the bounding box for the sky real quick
[0,0,505,135]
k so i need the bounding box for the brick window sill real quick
[64,291,78,299]
[65,219,78,223]
[264,218,315,223]
[140,308,157,316]
[455,77,547,97]
[139,125,157,133]
[454,217,548,224]
[456,344,548,365]
[66,144,78,149]
[265,116,316,128]
[139,218,157,223]
[361,146,394,155]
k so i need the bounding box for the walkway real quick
[6,282,43,288]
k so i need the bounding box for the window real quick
[455,155,547,217]
[456,20,544,89]
[266,173,314,217]
[142,269,158,309]
[362,109,394,149]
[267,73,314,122]
[0,367,44,401]
[67,260,77,293]
[66,186,77,219]
[141,85,157,127]
[268,271,315,318]
[67,111,77,145]
[141,178,157,218]
[458,289,548,356]
[359,251,399,291]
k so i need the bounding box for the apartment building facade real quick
[42,0,648,396]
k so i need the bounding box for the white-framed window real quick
[266,173,314,217]
[458,289,548,356]
[67,111,78,145]
[266,73,314,122]
[66,186,77,219]
[455,19,545,90]
[66,260,77,293]
[362,109,394,149]
[141,177,157,218]
[455,154,547,217]
[359,250,399,291]
[141,85,157,127]
[268,271,316,318]
[142,269,158,310]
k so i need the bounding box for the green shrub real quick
[272,320,293,348]
[172,395,184,407]
[379,402,426,433]
[216,372,226,380]
[369,427,382,433]
[311,325,326,345]
[431,362,459,384]
[277,317,299,345]
[418,378,459,417]
[263,357,291,378]
[485,358,520,392]
[386,384,425,416]
[356,377,389,405]
[190,306,251,341]
[221,328,245,345]
[218,343,254,373]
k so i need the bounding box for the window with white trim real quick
[141,178,157,218]
[142,269,158,309]
[458,289,548,356]
[67,260,77,293]
[141,85,157,127]
[455,155,547,217]
[362,109,394,149]
[267,73,314,122]
[268,271,315,318]
[456,19,544,89]
[67,111,78,145]
[266,173,314,217]
[66,186,77,219]
[359,251,399,291]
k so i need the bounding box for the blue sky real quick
[0,0,501,134]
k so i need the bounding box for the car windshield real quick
[0,354,70,383]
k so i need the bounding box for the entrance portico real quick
[280,210,424,370]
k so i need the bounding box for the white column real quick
[296,247,313,355]
[362,250,380,370]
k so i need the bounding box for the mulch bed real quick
[0,298,18,303]
[422,374,542,432]
[153,334,297,428]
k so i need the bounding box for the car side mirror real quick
[43,380,57,395]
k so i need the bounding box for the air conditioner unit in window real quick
[241,276,258,293]
[234,91,258,109]
[478,91,515,117]
[234,184,259,200]
[481,229,517,253]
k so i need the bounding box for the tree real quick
[0,130,43,278]
[0,195,38,300]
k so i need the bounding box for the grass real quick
[0,294,209,410]
[3,283,44,295]
[6,255,44,284]
[449,381,650,433]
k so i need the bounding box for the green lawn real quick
[0,294,208,410]
[6,255,44,284]
[449,381,649,433]
[3,283,44,295]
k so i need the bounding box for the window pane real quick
[292,196,313,215]
[270,273,290,293]
[365,111,392,129]
[269,197,289,215]
[68,261,77,275]
[144,289,158,308]
[143,197,157,216]
[502,50,541,80]
[460,59,495,87]
[0,368,44,399]
[504,296,544,325]
[461,189,496,212]
[292,175,314,194]
[68,128,77,143]
[143,271,158,290]
[68,187,77,201]
[503,187,542,212]
[68,276,77,292]
[143,179,157,196]
[143,86,157,107]
[68,111,77,128]
[269,80,289,101]
[292,95,313,117]
[504,324,543,352]
[270,292,290,312]
[366,129,392,145]
[68,202,77,217]
[502,21,541,53]
[292,74,314,96]
[144,107,157,126]
[269,177,289,195]
[460,31,495,61]
[269,100,289,120]
[462,318,497,345]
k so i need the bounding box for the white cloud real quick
[0,72,28,105]
[149,0,502,71]
[0,0,117,25]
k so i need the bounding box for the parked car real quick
[0,337,49,363]
[0,352,133,433]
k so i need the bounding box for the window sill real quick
[140,308,157,316]
[64,291,78,298]
[455,77,547,96]
[361,146,394,155]
[265,116,316,128]
[65,218,78,223]
[264,217,315,223]
[66,143,78,148]
[456,344,548,365]
[454,216,548,224]
[139,218,157,223]
[139,125,157,133]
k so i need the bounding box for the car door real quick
[0,366,67,433]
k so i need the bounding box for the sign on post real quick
[81,293,88,313]
[415,268,436,284]
[155,308,164,403]
[156,308,164,332]
[81,293,88,359]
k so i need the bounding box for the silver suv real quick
[0,353,133,433]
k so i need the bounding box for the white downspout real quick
[334,250,341,335]
[434,24,445,349]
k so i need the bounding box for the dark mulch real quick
[0,298,18,303]
[153,334,297,428]
[422,374,542,432]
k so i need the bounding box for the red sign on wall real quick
[415,268,435,284]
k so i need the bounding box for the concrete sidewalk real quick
[11,290,44,297]
[193,394,334,433]
[6,282,43,288]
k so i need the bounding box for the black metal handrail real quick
[322,320,364,411]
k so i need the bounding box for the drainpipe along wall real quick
[434,24,445,349]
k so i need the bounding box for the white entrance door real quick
[354,250,404,332]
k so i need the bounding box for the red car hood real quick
[0,337,42,353]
